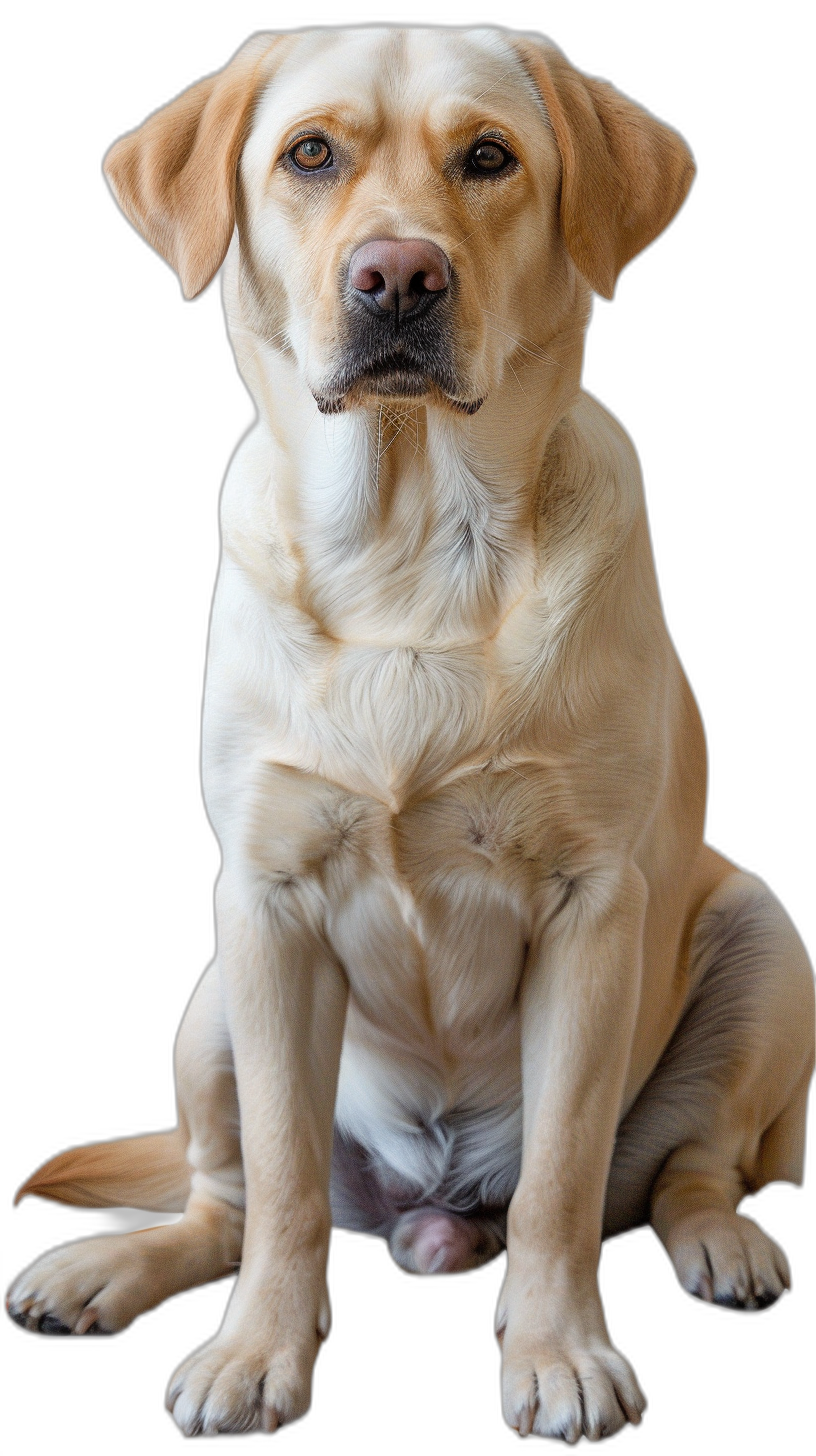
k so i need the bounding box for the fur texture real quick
[8,26,814,1445]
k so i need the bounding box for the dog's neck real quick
[222,264,588,645]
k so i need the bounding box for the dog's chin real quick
[312,368,484,417]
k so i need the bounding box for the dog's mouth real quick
[313,352,483,416]
[312,287,484,416]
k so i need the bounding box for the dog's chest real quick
[225,571,539,812]
[320,634,494,803]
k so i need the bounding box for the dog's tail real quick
[14,1129,191,1213]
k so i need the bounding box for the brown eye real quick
[291,137,332,171]
[469,140,513,175]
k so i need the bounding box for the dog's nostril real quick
[355,267,387,295]
[348,239,450,314]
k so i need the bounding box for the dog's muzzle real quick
[312,237,483,415]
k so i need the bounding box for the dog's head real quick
[105,28,694,416]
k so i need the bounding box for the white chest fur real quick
[205,407,545,808]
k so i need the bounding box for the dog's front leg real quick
[499,861,648,1443]
[168,864,347,1437]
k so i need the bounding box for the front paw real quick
[500,1329,646,1443]
[167,1327,322,1436]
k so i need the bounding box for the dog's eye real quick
[468,140,514,175]
[291,137,333,172]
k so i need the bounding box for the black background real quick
[9,5,810,1450]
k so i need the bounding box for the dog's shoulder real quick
[536,392,643,538]
[519,391,649,651]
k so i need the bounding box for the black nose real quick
[348,238,451,318]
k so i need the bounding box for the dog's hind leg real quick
[7,962,245,1334]
[605,869,813,1309]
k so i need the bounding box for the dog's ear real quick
[513,39,695,299]
[104,34,283,299]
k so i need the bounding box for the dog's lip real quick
[312,380,484,415]
[353,356,432,381]
[340,348,434,380]
[312,355,484,415]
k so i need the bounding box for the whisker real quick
[381,409,408,453]
[375,405,384,493]
[230,325,293,371]
[412,413,427,457]
[448,228,479,259]
[502,354,529,398]
[481,314,560,367]
[299,409,319,447]
[468,59,526,106]
[229,321,290,348]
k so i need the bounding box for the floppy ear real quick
[103,33,283,298]
[513,38,695,299]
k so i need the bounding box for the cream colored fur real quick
[7,26,814,1445]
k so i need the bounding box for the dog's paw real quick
[6,1236,150,1335]
[665,1210,790,1309]
[166,1332,318,1436]
[500,1333,646,1443]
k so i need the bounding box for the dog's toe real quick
[666,1210,790,1310]
[710,1277,785,1310]
[6,1235,151,1336]
[501,1334,645,1443]
[167,1334,315,1437]
[37,1313,73,1334]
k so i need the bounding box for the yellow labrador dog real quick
[7,25,814,1444]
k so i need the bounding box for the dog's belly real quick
[329,856,528,1213]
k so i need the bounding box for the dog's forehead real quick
[252,27,545,141]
